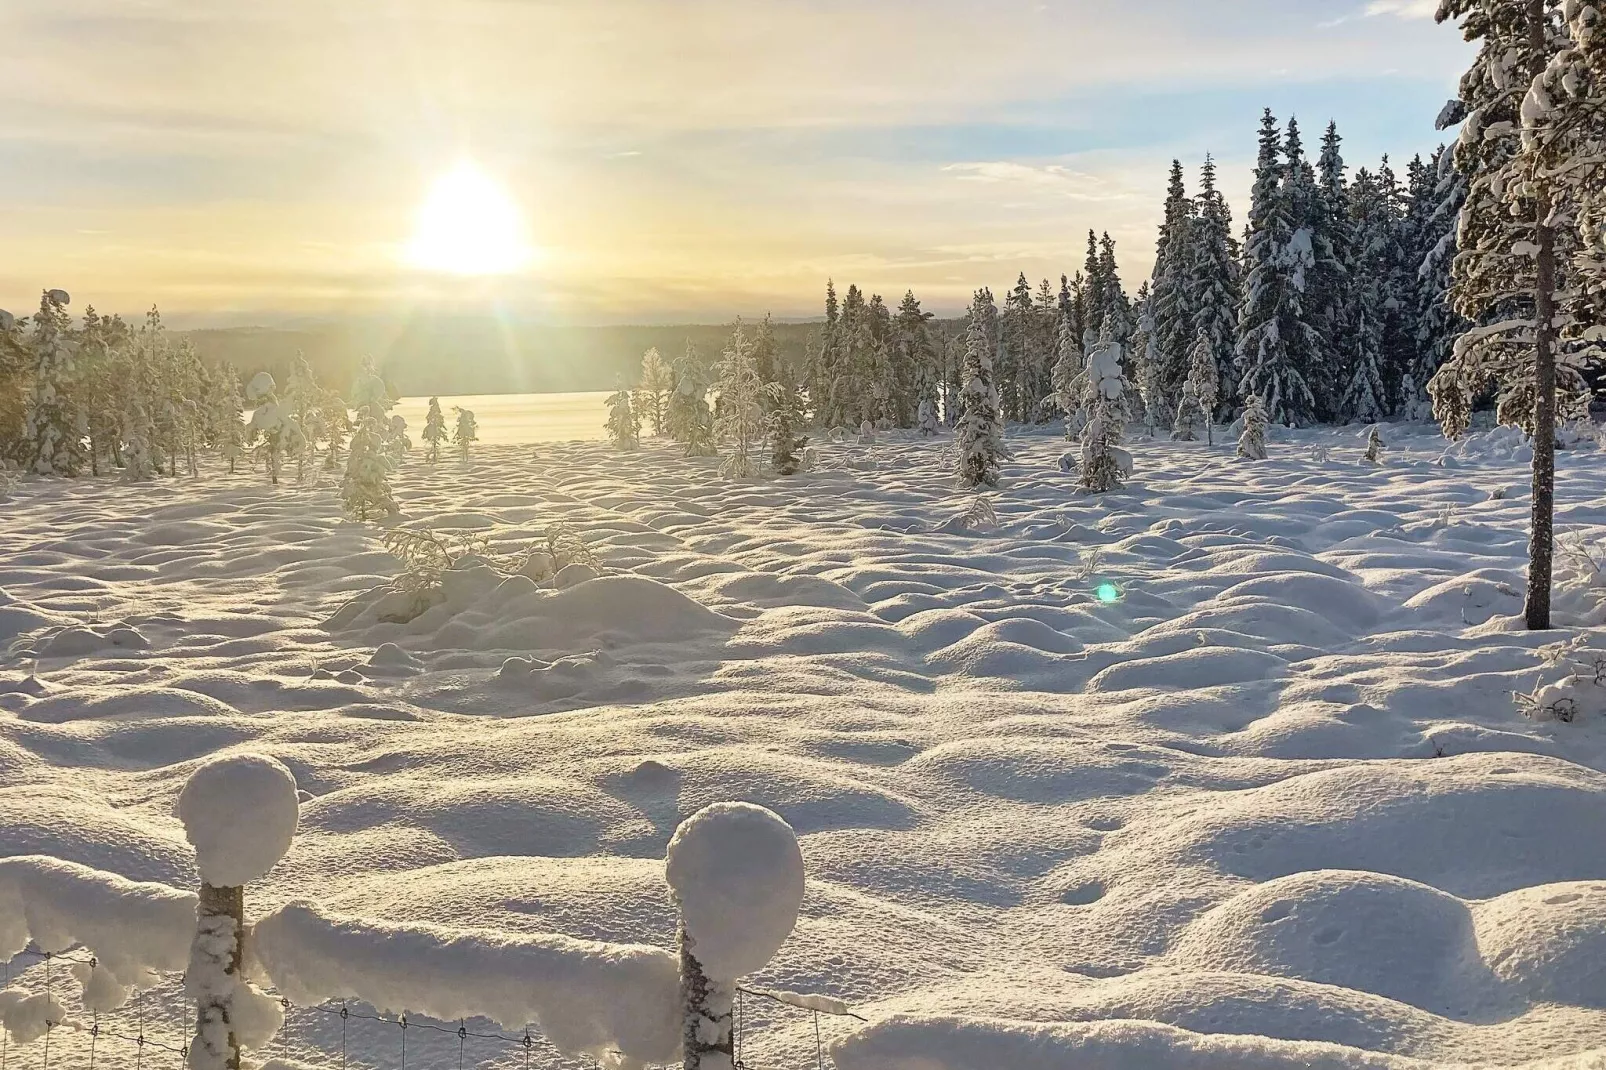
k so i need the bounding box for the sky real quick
[0,0,1471,328]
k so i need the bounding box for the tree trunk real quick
[1526,1,1558,633]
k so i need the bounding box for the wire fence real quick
[2,948,864,1070]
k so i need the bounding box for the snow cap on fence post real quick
[666,802,804,1070]
[178,754,298,1070]
[178,753,299,888]
[666,802,804,981]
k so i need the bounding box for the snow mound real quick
[830,1014,1436,1070]
[665,802,804,981]
[178,753,299,886]
[1474,881,1606,1007]
[1438,425,1532,465]
[252,899,680,1066]
[333,574,733,652]
[1170,870,1479,1010]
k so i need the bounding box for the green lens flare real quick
[1095,582,1121,604]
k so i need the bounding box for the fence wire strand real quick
[3,948,860,1070]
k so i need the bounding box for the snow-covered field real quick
[4,420,1606,1069]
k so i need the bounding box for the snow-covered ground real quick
[4,419,1606,1069]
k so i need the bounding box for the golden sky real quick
[0,0,1468,326]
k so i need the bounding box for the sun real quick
[405,161,532,275]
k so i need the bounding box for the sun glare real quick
[405,161,532,276]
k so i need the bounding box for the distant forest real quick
[174,316,897,398]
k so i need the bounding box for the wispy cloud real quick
[1366,0,1439,19]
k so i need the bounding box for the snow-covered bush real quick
[1520,636,1606,723]
[605,379,641,451]
[422,397,447,462]
[1237,393,1269,460]
[1079,336,1131,492]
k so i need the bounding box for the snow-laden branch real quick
[0,855,194,1011]
[251,900,682,1069]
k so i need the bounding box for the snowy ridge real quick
[251,900,681,1067]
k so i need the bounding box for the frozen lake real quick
[394,390,610,445]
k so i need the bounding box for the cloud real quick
[1366,0,1439,19]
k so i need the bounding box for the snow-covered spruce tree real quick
[667,340,717,455]
[1186,329,1221,445]
[715,321,765,478]
[1235,110,1319,427]
[74,306,112,476]
[1437,0,1579,629]
[768,374,809,475]
[282,352,323,483]
[0,314,26,466]
[1131,284,1171,433]
[1189,156,1242,417]
[1149,159,1196,412]
[25,289,86,477]
[342,415,397,520]
[453,407,478,461]
[605,377,641,450]
[1237,393,1270,460]
[1000,273,1035,422]
[422,397,447,462]
[955,290,1007,488]
[1341,167,1392,424]
[1079,330,1132,492]
[1171,380,1207,442]
[1096,233,1135,350]
[385,415,411,466]
[245,372,304,486]
[1413,144,1469,418]
[0,306,29,466]
[321,387,350,469]
[894,290,940,429]
[121,403,157,482]
[1050,309,1086,439]
[208,364,246,474]
[638,346,674,436]
[750,313,780,390]
[1313,122,1356,422]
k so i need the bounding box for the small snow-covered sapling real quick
[1364,425,1385,464]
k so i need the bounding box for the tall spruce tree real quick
[1314,122,1356,421]
[1150,160,1196,414]
[25,289,85,477]
[1235,109,1319,426]
[1189,156,1241,417]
